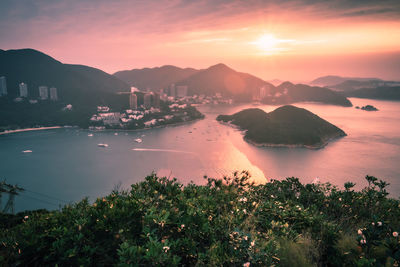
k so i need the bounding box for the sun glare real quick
[253,34,281,53]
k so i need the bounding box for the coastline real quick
[244,133,346,150]
[0,117,204,136]
[0,126,63,136]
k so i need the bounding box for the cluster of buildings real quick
[127,89,161,110]
[0,76,58,102]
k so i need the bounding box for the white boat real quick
[134,138,142,143]
[114,133,118,136]
[88,133,94,137]
[22,150,32,153]
[98,143,109,147]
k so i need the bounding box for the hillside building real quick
[39,86,48,100]
[143,93,152,109]
[49,87,58,101]
[0,76,7,96]
[176,85,188,98]
[19,82,28,97]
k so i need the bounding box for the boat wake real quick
[132,148,195,154]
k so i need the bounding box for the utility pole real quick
[0,181,24,214]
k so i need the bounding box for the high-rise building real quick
[169,84,176,98]
[152,92,160,108]
[129,93,137,109]
[39,86,48,100]
[0,76,7,96]
[176,85,188,98]
[50,87,58,101]
[19,82,28,97]
[143,93,152,109]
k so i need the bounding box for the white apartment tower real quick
[19,82,28,97]
[50,87,58,101]
[39,86,48,100]
[0,76,7,96]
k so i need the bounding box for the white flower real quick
[243,209,247,214]
[244,236,248,241]
[251,240,255,247]
[372,222,375,226]
[338,198,342,201]
[243,262,250,267]
[360,239,367,244]
[377,221,382,226]
[24,215,29,220]
[163,246,170,253]
[239,197,247,202]
[181,224,185,229]
[393,232,399,237]
[357,229,363,235]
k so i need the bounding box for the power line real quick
[23,189,70,204]
[19,193,61,207]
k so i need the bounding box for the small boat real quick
[98,144,109,147]
[88,133,94,137]
[114,133,118,136]
[22,150,32,153]
[134,138,142,143]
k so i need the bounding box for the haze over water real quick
[1,98,399,212]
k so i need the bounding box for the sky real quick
[1,0,400,82]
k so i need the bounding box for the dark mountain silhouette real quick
[217,105,346,149]
[0,49,129,105]
[114,65,198,90]
[310,75,382,87]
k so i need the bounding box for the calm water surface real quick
[1,98,399,211]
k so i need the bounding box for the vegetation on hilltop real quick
[1,172,399,266]
[217,106,346,148]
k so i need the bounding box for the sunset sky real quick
[1,0,400,82]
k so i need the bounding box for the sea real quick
[1,98,399,212]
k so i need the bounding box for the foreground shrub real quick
[1,172,399,266]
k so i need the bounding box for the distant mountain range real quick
[310,75,383,87]
[0,49,130,106]
[310,75,400,100]
[114,65,197,91]
[115,64,352,106]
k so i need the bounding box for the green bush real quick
[1,172,399,266]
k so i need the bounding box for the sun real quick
[253,34,281,53]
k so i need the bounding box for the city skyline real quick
[1,0,400,82]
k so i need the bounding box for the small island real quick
[216,105,346,149]
[361,105,378,111]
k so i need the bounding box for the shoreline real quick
[0,126,63,135]
[0,117,204,136]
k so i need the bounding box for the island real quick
[360,105,378,111]
[216,105,346,149]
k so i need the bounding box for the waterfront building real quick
[39,86,48,100]
[0,76,7,96]
[19,82,28,97]
[49,87,58,101]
